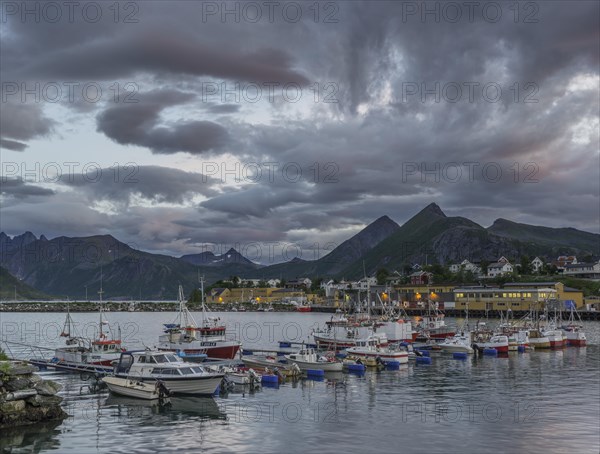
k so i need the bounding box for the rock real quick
[4,389,37,401]
[0,400,26,414]
[2,363,38,376]
[34,380,62,396]
[5,377,31,392]
[25,394,62,407]
[28,373,43,386]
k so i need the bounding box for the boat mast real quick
[98,270,105,339]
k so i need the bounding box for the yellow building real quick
[503,282,584,308]
[205,287,309,304]
[454,287,557,311]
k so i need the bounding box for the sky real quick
[0,1,599,264]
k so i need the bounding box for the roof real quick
[488,262,510,269]
[211,288,229,296]
[565,262,597,269]
[505,282,558,287]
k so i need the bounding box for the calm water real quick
[1,311,599,453]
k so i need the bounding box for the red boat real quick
[297,303,311,312]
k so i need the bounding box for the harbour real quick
[1,310,599,453]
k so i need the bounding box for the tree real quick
[480,260,489,275]
[311,277,323,292]
[376,268,390,285]
[519,256,532,275]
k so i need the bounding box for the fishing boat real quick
[560,301,587,346]
[284,348,343,372]
[346,334,409,364]
[158,282,241,360]
[528,328,551,349]
[542,327,567,348]
[102,376,171,400]
[296,302,311,312]
[416,301,455,340]
[113,350,224,395]
[54,283,124,366]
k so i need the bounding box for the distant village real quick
[205,255,600,312]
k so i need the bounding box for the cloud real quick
[0,177,55,198]
[96,89,229,154]
[0,102,55,149]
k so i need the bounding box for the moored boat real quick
[439,332,474,354]
[102,376,171,400]
[113,350,224,395]
[473,334,509,353]
[158,283,241,360]
[346,334,409,364]
[284,348,343,372]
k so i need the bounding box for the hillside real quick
[0,266,52,300]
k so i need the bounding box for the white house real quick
[562,261,600,279]
[531,257,544,273]
[355,276,377,290]
[487,261,513,278]
[266,278,281,287]
[449,259,483,277]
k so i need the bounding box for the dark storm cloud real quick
[0,1,598,254]
[0,139,27,151]
[60,165,219,205]
[0,102,55,149]
[96,89,229,154]
[0,177,55,198]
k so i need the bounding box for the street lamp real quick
[85,285,88,302]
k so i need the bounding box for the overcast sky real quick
[0,1,598,263]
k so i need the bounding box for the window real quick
[497,302,506,306]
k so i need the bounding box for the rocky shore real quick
[0,301,301,312]
[0,361,67,429]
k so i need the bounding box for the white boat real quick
[284,348,343,372]
[439,332,474,354]
[113,350,224,395]
[346,334,409,364]
[205,365,262,386]
[102,376,170,400]
[158,283,241,360]
[241,355,301,377]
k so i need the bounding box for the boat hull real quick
[116,374,224,396]
[439,344,474,354]
[345,349,409,364]
[159,342,241,360]
[103,377,162,400]
[284,359,343,372]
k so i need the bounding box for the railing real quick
[0,340,54,361]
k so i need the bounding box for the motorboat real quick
[472,334,509,353]
[113,350,224,395]
[528,329,551,349]
[438,332,474,354]
[102,376,171,400]
[204,365,262,386]
[241,355,302,377]
[346,334,409,364]
[284,348,343,372]
[158,283,241,360]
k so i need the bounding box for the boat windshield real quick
[179,367,203,375]
[153,354,180,363]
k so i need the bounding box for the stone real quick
[34,380,62,396]
[2,363,38,376]
[0,400,26,414]
[26,394,62,407]
[28,374,43,386]
[5,389,37,401]
[5,378,31,392]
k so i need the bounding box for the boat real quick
[54,284,124,367]
[158,282,241,360]
[346,334,409,364]
[313,327,388,349]
[284,348,343,372]
[472,334,509,353]
[204,365,262,386]
[113,350,224,395]
[439,332,474,354]
[416,301,455,340]
[542,327,567,348]
[296,302,311,312]
[102,376,171,400]
[560,302,587,346]
[241,355,302,377]
[527,328,551,349]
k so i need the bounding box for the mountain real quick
[0,266,52,300]
[180,248,261,268]
[257,215,400,279]
[0,233,258,299]
[341,203,599,277]
[488,219,600,253]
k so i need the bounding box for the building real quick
[531,257,544,273]
[553,255,577,271]
[487,260,513,278]
[285,278,312,289]
[355,276,377,290]
[409,271,433,285]
[503,282,584,308]
[449,259,483,276]
[454,286,557,311]
[394,283,457,308]
[562,261,600,279]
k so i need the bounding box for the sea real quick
[0,311,598,453]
